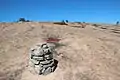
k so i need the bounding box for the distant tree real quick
[116,21,119,25]
[66,20,68,23]
[76,22,81,24]
[62,20,65,23]
[61,20,67,25]
[17,18,31,22]
[18,18,26,22]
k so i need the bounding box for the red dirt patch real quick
[46,38,61,43]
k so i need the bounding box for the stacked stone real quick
[29,43,56,75]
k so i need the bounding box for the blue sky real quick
[0,0,120,23]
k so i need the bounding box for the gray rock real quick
[43,67,52,75]
[51,65,56,72]
[42,44,49,49]
[42,61,54,68]
[41,68,46,74]
[40,59,53,65]
[44,54,53,60]
[31,59,40,65]
[34,65,43,74]
[31,46,44,55]
[43,48,51,54]
[32,56,44,61]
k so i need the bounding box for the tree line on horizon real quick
[17,18,119,25]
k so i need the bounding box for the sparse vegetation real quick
[53,20,68,25]
[42,33,66,49]
[26,20,30,22]
[71,22,86,28]
[71,25,83,28]
[44,33,60,42]
[0,22,120,80]
[17,18,30,22]
[92,24,99,27]
[76,22,81,24]
[18,18,26,22]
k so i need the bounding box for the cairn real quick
[29,43,57,75]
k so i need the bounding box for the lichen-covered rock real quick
[29,43,58,75]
